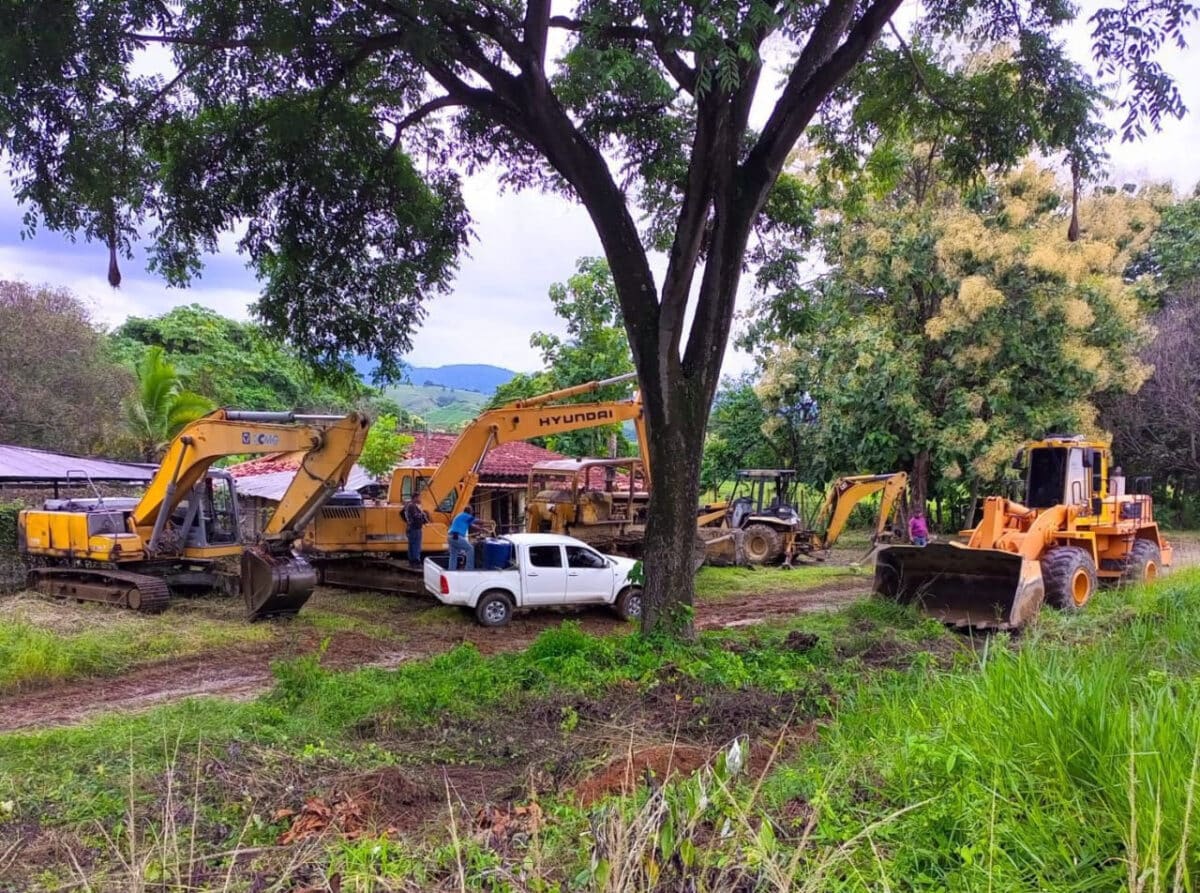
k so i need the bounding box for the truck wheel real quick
[1042,546,1097,611]
[615,586,643,622]
[742,524,782,565]
[1123,540,1162,584]
[475,591,514,627]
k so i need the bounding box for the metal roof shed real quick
[0,444,156,491]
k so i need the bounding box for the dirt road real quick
[0,578,869,733]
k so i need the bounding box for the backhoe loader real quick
[694,470,908,565]
[20,409,369,618]
[302,373,651,593]
[874,436,1172,629]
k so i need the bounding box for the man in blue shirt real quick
[448,507,477,570]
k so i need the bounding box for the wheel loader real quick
[874,436,1172,630]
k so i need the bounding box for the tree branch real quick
[742,0,904,203]
[549,15,696,94]
[524,0,551,68]
[394,95,461,132]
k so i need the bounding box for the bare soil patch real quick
[0,576,871,733]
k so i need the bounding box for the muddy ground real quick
[0,575,870,733]
[2,533,1196,735]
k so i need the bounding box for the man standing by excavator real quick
[448,506,479,570]
[403,489,430,567]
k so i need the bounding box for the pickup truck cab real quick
[423,533,642,627]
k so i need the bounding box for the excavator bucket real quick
[241,546,318,619]
[873,542,1045,630]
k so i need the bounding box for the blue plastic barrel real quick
[483,538,513,569]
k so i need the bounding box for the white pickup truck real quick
[423,533,643,627]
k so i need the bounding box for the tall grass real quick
[773,571,1200,891]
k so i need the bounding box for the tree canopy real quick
[0,281,132,456]
[109,304,372,413]
[1,0,1191,634]
[122,345,214,461]
[749,158,1162,518]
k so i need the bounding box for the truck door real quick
[565,544,613,602]
[523,544,567,605]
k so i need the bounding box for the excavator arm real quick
[808,472,909,552]
[131,409,370,552]
[418,373,648,515]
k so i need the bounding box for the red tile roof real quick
[225,433,566,482]
[402,432,566,479]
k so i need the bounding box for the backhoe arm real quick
[813,472,908,550]
[132,410,368,548]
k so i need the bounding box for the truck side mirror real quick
[1011,449,1025,470]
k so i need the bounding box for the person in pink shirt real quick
[909,512,929,546]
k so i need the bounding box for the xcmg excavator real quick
[20,409,370,618]
[874,435,1173,630]
[302,374,648,593]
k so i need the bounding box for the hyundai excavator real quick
[874,436,1173,630]
[302,373,648,593]
[19,409,370,618]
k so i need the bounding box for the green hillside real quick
[382,382,489,429]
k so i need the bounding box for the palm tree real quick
[124,346,214,461]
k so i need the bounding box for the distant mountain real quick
[352,358,517,395]
[405,364,517,394]
[381,383,490,430]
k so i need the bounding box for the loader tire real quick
[742,524,783,565]
[1042,546,1097,611]
[1123,540,1162,584]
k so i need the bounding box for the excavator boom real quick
[418,378,647,517]
[808,472,908,553]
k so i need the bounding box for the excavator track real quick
[28,567,171,614]
[316,558,426,596]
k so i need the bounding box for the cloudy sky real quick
[0,5,1196,378]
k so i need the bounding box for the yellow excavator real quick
[19,409,370,617]
[874,435,1173,629]
[302,374,648,592]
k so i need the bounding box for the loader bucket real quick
[874,542,1045,630]
[241,546,317,619]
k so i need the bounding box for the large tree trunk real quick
[911,449,931,518]
[639,379,708,638]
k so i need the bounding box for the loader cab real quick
[1022,437,1108,512]
[728,470,800,527]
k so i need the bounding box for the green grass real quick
[0,597,274,692]
[695,563,865,599]
[5,572,1200,890]
[381,382,489,428]
[763,569,1200,891]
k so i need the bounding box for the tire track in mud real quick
[0,578,871,733]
